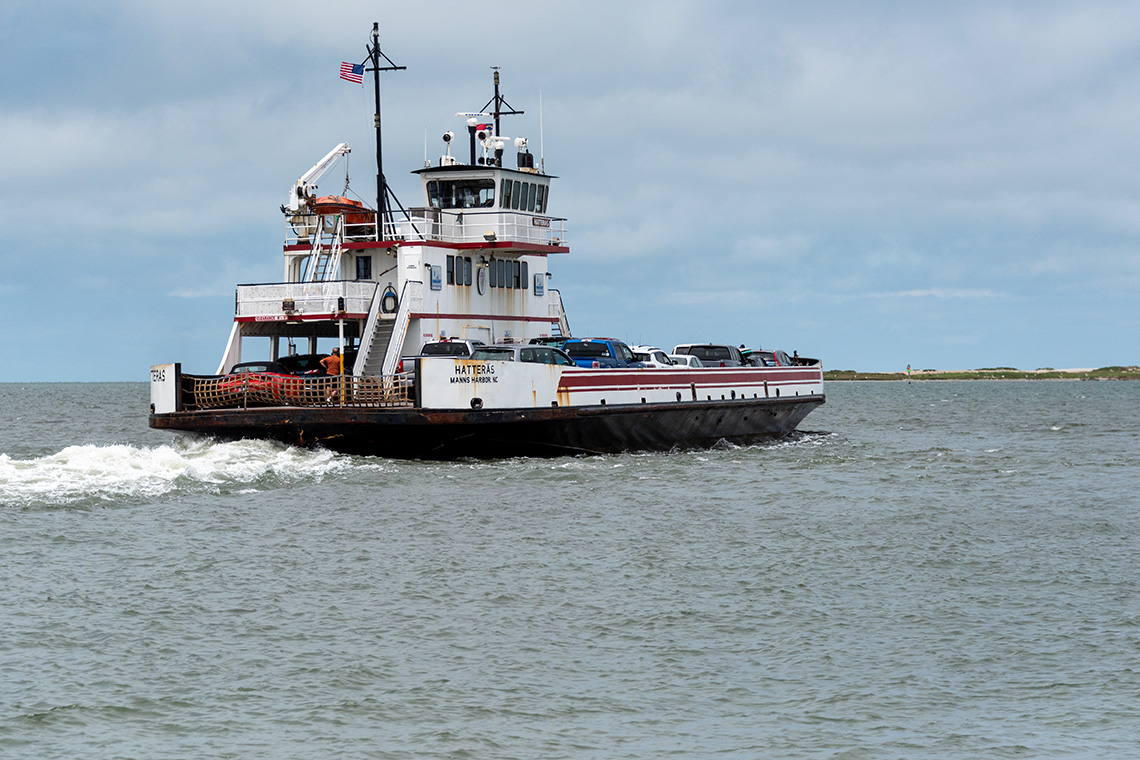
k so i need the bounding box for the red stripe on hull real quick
[558,368,821,390]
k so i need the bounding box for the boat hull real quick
[149,395,824,459]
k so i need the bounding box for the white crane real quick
[284,143,350,214]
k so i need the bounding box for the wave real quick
[0,438,370,509]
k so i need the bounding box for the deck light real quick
[483,231,497,242]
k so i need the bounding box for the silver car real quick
[469,344,577,366]
[668,354,705,368]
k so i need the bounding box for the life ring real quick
[380,287,398,314]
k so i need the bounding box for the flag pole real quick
[366,22,406,242]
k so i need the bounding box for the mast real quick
[481,69,523,140]
[366,22,406,240]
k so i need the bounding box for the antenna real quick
[480,67,523,140]
[539,90,544,173]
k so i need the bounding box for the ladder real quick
[305,214,344,282]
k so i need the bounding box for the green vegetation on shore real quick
[824,366,1140,381]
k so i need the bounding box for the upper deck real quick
[285,158,567,252]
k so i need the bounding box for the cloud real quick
[3,0,1140,379]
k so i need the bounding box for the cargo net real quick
[185,373,414,410]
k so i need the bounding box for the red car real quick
[215,361,305,405]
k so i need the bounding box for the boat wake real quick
[0,438,367,509]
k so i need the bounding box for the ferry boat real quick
[148,24,825,458]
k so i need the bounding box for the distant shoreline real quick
[824,366,1140,381]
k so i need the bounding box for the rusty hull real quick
[149,394,825,459]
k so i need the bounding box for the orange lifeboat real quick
[311,196,374,226]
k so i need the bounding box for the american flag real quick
[340,62,364,84]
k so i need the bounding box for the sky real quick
[2,0,1139,381]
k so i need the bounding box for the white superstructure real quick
[216,74,571,378]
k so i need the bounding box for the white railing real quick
[548,288,570,337]
[287,216,377,247]
[285,210,568,247]
[236,281,378,319]
[396,209,568,246]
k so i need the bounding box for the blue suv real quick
[560,338,645,368]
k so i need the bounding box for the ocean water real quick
[1,380,1138,758]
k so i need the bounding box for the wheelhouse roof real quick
[412,164,557,180]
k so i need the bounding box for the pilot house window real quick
[498,179,548,213]
[427,179,495,209]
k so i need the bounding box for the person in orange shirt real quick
[321,348,343,403]
[320,348,342,376]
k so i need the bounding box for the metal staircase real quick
[351,280,422,377]
[358,317,395,376]
[305,215,344,282]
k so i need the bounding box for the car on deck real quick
[418,339,486,357]
[469,344,577,365]
[741,349,794,367]
[527,336,572,347]
[397,339,486,375]
[275,353,325,374]
[668,354,705,368]
[630,345,675,367]
[216,361,304,405]
[560,338,644,368]
[276,350,358,376]
[671,344,745,367]
[227,360,292,376]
